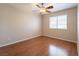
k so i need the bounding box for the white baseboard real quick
[0,35,41,47]
[0,35,77,47]
[44,35,77,43]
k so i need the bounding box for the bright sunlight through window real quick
[49,15,67,29]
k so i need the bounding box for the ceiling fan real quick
[35,3,53,14]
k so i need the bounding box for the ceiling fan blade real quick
[36,4,41,8]
[46,6,53,9]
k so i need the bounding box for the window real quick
[49,15,67,29]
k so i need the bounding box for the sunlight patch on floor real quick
[48,45,68,56]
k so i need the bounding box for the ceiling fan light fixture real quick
[35,3,53,14]
[40,8,46,13]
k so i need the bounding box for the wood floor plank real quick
[0,36,78,56]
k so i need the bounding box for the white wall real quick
[77,4,79,56]
[42,7,77,43]
[0,4,42,47]
[0,4,77,48]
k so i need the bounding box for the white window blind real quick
[49,15,67,29]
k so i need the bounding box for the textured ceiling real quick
[9,3,77,14]
[32,3,77,13]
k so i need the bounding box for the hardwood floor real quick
[0,36,78,56]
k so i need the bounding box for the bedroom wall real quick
[0,4,42,47]
[42,7,77,43]
[77,4,79,56]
